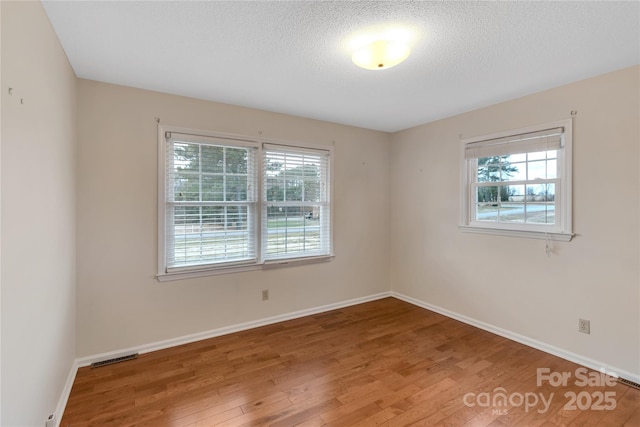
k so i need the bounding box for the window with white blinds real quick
[158,127,333,280]
[263,145,331,261]
[460,119,574,241]
[164,133,259,271]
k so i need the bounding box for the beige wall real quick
[76,80,391,357]
[1,1,77,425]
[390,66,640,378]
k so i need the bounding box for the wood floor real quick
[61,298,639,427]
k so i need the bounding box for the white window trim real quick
[157,126,334,282]
[459,119,574,241]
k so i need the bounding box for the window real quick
[163,134,258,271]
[158,128,333,280]
[263,145,331,261]
[460,119,573,241]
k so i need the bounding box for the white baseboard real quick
[75,291,392,368]
[391,291,640,384]
[53,359,78,427]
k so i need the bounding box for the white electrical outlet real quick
[262,289,269,301]
[579,319,590,334]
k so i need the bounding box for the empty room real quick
[1,1,639,426]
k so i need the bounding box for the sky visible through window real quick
[475,150,557,224]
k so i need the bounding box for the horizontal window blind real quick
[262,144,331,261]
[465,127,564,159]
[165,134,258,270]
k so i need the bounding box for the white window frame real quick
[459,119,574,241]
[157,126,334,282]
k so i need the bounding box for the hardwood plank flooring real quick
[61,298,639,426]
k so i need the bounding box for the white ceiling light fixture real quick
[352,39,411,70]
[349,26,413,71]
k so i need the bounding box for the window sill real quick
[262,255,335,269]
[458,225,574,242]
[156,255,335,282]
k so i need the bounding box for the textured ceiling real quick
[42,1,639,132]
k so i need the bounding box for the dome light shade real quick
[352,39,410,70]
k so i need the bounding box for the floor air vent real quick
[618,377,640,390]
[91,353,138,368]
